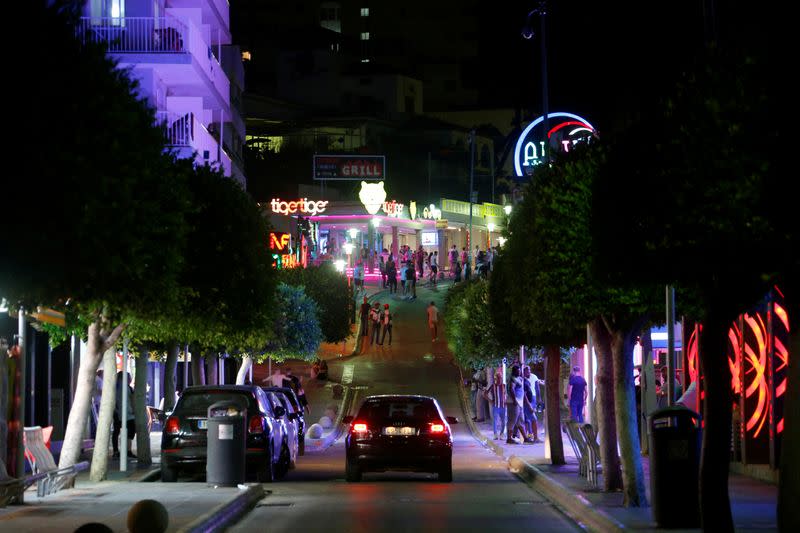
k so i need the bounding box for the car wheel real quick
[276,441,291,479]
[257,446,275,483]
[438,461,453,482]
[161,463,178,482]
[345,459,362,482]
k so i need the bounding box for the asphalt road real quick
[231,281,581,533]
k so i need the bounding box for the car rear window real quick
[358,399,438,420]
[177,391,255,414]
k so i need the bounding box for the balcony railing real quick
[157,111,194,146]
[78,17,230,102]
[78,17,188,53]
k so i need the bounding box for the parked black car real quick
[160,385,290,482]
[264,386,306,455]
[344,395,457,482]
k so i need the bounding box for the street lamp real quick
[372,216,381,227]
[504,205,512,216]
[348,228,359,239]
[522,1,550,163]
[343,242,354,267]
[334,259,346,273]
[487,223,495,248]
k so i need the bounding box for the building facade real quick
[79,0,246,186]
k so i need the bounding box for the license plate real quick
[383,426,416,436]
[197,419,208,430]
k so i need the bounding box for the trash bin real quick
[648,406,702,528]
[207,399,247,487]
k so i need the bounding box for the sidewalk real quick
[0,457,263,532]
[458,380,778,532]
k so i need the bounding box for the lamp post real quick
[523,1,550,163]
[487,222,495,248]
[343,242,354,267]
[468,129,476,267]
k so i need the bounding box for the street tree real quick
[591,41,783,527]
[235,283,322,383]
[1,4,191,472]
[444,279,507,371]
[278,264,352,343]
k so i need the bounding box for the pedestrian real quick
[489,371,507,439]
[453,258,462,282]
[430,250,439,287]
[359,296,370,337]
[379,254,387,288]
[380,303,393,345]
[416,245,425,280]
[460,247,468,267]
[523,366,541,443]
[265,366,287,388]
[448,245,459,278]
[400,261,407,295]
[386,256,397,293]
[462,258,471,281]
[91,369,103,437]
[567,366,588,423]
[473,368,487,422]
[408,261,417,299]
[426,301,439,341]
[469,367,479,419]
[506,366,529,444]
[370,302,382,345]
[113,371,137,459]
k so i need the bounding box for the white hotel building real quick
[79,0,246,186]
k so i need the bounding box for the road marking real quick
[342,364,354,385]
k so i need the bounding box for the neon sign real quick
[513,112,597,176]
[422,204,442,220]
[358,181,387,215]
[271,198,329,216]
[269,232,299,268]
[382,200,404,217]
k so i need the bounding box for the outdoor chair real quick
[23,426,89,498]
[579,423,602,488]
[564,420,590,479]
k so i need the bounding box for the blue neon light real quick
[513,112,596,177]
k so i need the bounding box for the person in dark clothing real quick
[113,371,137,458]
[386,257,397,293]
[567,366,588,423]
[359,296,370,337]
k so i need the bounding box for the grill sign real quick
[314,155,386,181]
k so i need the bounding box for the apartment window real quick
[360,8,369,16]
[360,32,370,40]
[361,58,370,63]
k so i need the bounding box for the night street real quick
[232,283,581,532]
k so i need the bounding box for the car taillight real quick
[165,416,180,435]
[430,423,446,433]
[249,415,265,434]
[352,422,368,433]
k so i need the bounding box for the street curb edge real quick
[176,483,265,533]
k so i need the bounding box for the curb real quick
[176,484,266,533]
[455,367,624,533]
[305,385,357,453]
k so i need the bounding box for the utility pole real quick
[468,129,475,266]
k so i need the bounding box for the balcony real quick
[78,17,230,109]
[157,111,230,177]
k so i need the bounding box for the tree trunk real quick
[778,298,800,532]
[236,355,253,385]
[90,347,118,481]
[163,341,179,412]
[134,351,151,466]
[699,305,735,532]
[544,344,565,465]
[0,339,8,469]
[607,317,648,507]
[640,327,654,454]
[59,317,125,469]
[590,318,623,491]
[206,353,218,386]
[191,353,206,386]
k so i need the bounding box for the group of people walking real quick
[471,363,543,444]
[359,296,394,346]
[446,245,495,282]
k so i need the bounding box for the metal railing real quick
[77,17,188,53]
[157,111,194,146]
